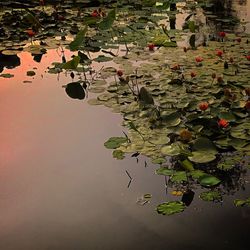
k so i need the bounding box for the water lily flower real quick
[171,64,180,70]
[91,10,99,17]
[246,55,250,61]
[218,119,229,128]
[147,43,155,51]
[117,70,123,77]
[217,76,224,84]
[179,129,192,142]
[199,102,209,111]
[236,37,241,43]
[218,31,226,38]
[216,50,223,57]
[26,29,35,37]
[190,71,196,78]
[195,56,203,63]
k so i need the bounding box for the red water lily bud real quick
[199,102,209,111]
[26,29,35,37]
[218,31,226,38]
[190,71,196,78]
[245,101,250,110]
[246,55,250,61]
[218,119,229,128]
[171,64,180,70]
[91,10,99,17]
[57,15,65,21]
[236,37,241,43]
[217,76,224,84]
[147,43,155,51]
[117,70,123,77]
[195,56,203,63]
[216,50,223,57]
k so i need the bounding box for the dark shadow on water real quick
[0,52,20,73]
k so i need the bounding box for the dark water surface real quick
[0,2,250,250]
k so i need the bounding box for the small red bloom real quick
[217,76,224,83]
[117,70,123,77]
[199,102,209,111]
[246,55,250,61]
[171,64,180,70]
[147,43,155,51]
[57,15,65,21]
[216,50,223,57]
[218,32,226,38]
[236,37,241,43]
[26,29,35,37]
[195,56,203,63]
[218,119,229,128]
[190,71,196,78]
[91,10,99,17]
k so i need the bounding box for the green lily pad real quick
[26,71,36,76]
[234,198,250,207]
[161,143,181,156]
[0,73,14,78]
[104,137,127,149]
[112,150,125,160]
[155,167,174,176]
[198,174,221,187]
[156,201,186,215]
[188,151,216,163]
[171,171,187,183]
[200,191,222,201]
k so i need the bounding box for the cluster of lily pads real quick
[0,0,249,215]
[50,2,249,215]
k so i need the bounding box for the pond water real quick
[0,1,250,250]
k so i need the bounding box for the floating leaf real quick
[112,150,125,160]
[155,167,174,176]
[0,73,14,78]
[139,87,154,105]
[200,191,222,201]
[234,198,250,207]
[161,143,181,156]
[156,201,186,215]
[104,137,127,149]
[188,151,216,163]
[198,174,221,187]
[26,71,35,76]
[171,171,187,183]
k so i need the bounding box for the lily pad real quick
[200,191,222,201]
[156,201,186,215]
[104,137,127,149]
[198,174,221,187]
